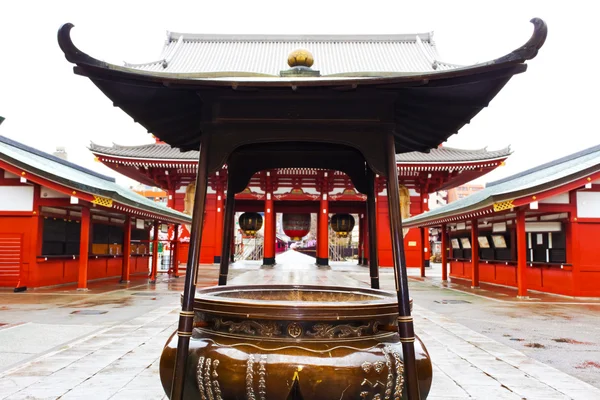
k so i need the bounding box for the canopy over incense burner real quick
[58,18,546,399]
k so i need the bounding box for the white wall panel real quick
[539,193,569,204]
[577,192,600,218]
[0,186,34,211]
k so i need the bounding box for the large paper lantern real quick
[330,214,355,237]
[282,213,311,241]
[239,212,263,236]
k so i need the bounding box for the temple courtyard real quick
[0,251,599,400]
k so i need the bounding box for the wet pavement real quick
[0,251,598,399]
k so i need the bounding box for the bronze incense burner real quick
[159,285,432,399]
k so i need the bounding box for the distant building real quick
[52,146,68,161]
[131,184,168,205]
[447,183,485,203]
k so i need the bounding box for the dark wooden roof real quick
[58,19,546,192]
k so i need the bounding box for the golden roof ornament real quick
[287,49,314,68]
[281,49,320,77]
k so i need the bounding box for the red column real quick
[173,223,180,277]
[471,219,479,288]
[272,208,277,254]
[364,212,370,264]
[78,207,90,290]
[150,221,159,283]
[419,227,426,278]
[516,209,528,297]
[214,186,224,264]
[121,215,131,282]
[420,192,431,270]
[263,174,275,266]
[317,189,329,266]
[441,224,448,282]
[358,213,364,264]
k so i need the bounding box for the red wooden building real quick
[0,132,191,290]
[404,144,600,297]
[90,140,510,269]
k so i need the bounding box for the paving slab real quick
[0,253,598,399]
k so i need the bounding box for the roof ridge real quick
[487,143,600,188]
[0,135,115,183]
[165,32,435,43]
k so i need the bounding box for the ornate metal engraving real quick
[196,357,222,400]
[258,354,267,400]
[196,356,206,400]
[246,354,256,400]
[214,318,281,337]
[287,322,303,338]
[212,359,223,400]
[204,358,214,400]
[306,322,371,338]
[361,360,387,399]
[383,350,394,400]
[391,350,404,399]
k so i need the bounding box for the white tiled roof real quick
[124,33,461,75]
[90,142,510,164]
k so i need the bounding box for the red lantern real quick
[330,214,355,237]
[282,213,311,241]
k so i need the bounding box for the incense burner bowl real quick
[159,285,432,399]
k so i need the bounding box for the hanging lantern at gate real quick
[330,213,355,238]
[238,212,263,237]
[282,213,311,241]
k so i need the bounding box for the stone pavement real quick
[0,251,599,399]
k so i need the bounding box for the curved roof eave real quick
[58,19,546,88]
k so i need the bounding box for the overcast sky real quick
[0,1,597,188]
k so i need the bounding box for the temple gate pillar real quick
[214,183,224,264]
[471,219,479,288]
[419,227,426,278]
[173,223,180,278]
[150,221,159,283]
[441,223,448,282]
[77,207,90,290]
[516,209,528,297]
[263,172,275,266]
[364,211,370,266]
[317,176,329,266]
[358,213,364,264]
[121,215,131,282]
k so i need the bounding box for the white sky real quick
[0,1,597,187]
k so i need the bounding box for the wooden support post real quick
[471,219,479,288]
[419,227,426,278]
[317,180,329,266]
[358,213,364,265]
[364,211,370,266]
[263,172,275,266]
[173,224,180,278]
[150,221,159,284]
[171,134,211,400]
[441,223,448,282]
[218,180,235,285]
[385,134,420,400]
[121,215,131,283]
[77,207,90,291]
[516,209,528,297]
[366,168,379,289]
[214,184,224,264]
